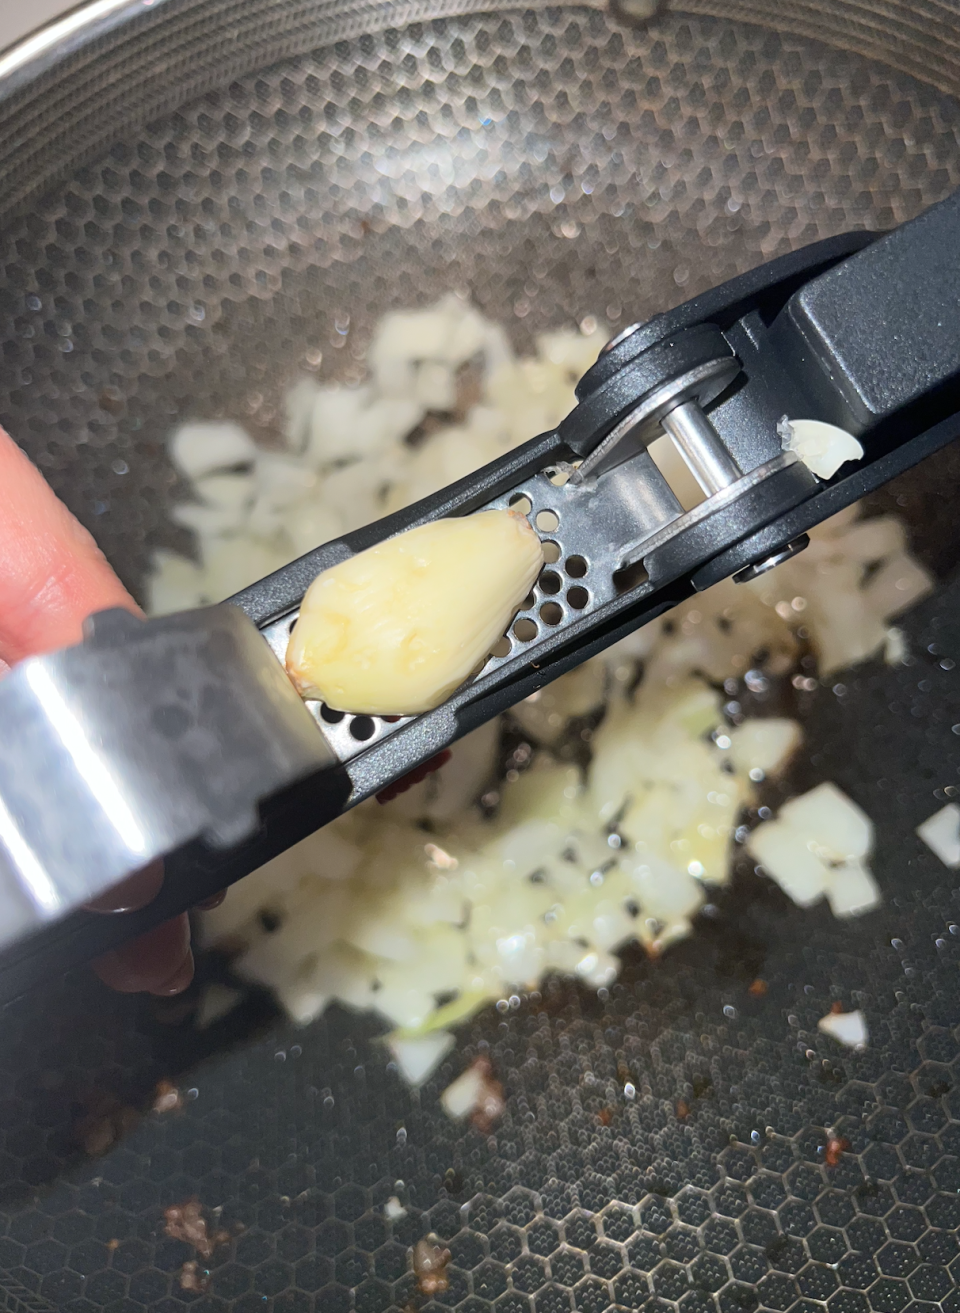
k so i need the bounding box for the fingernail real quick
[85,860,164,913]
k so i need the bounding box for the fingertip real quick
[149,949,195,996]
[91,913,192,994]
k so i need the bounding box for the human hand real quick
[0,427,202,994]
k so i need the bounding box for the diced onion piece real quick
[511,662,607,745]
[194,471,256,514]
[778,417,864,479]
[497,762,584,828]
[172,502,246,539]
[388,1032,454,1087]
[147,550,207,616]
[840,516,906,562]
[195,983,243,1030]
[383,720,499,822]
[884,627,908,665]
[826,859,881,918]
[575,949,620,988]
[727,719,801,777]
[286,509,544,714]
[440,1062,488,1119]
[779,782,872,862]
[747,818,831,907]
[818,1008,868,1049]
[916,802,960,869]
[861,551,933,621]
[749,783,878,915]
[416,360,457,410]
[170,420,256,480]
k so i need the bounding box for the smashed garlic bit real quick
[778,416,864,480]
[286,509,544,714]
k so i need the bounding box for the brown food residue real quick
[74,1090,139,1158]
[468,1057,505,1133]
[597,1107,613,1126]
[106,1239,120,1252]
[413,1237,452,1296]
[675,1099,691,1121]
[825,1134,850,1167]
[178,1260,209,1293]
[748,979,768,997]
[163,1199,230,1261]
[152,1081,183,1115]
[829,1000,844,1014]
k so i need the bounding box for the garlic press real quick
[0,190,958,1003]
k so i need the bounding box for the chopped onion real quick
[144,296,934,1080]
[780,782,872,861]
[916,802,960,869]
[726,719,801,778]
[818,1008,868,1049]
[388,1032,455,1087]
[826,859,881,919]
[748,783,879,915]
[170,420,256,481]
[440,1062,488,1119]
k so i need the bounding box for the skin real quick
[0,429,196,994]
[0,427,446,993]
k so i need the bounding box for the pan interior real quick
[0,7,958,1312]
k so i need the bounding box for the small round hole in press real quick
[539,570,562,595]
[540,601,563,626]
[509,493,533,515]
[566,586,589,610]
[536,509,560,533]
[349,716,377,741]
[320,704,345,724]
[566,555,587,578]
[514,617,538,642]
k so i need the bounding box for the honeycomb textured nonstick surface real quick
[0,5,959,1310]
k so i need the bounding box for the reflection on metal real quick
[0,606,334,947]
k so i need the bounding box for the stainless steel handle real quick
[0,604,335,950]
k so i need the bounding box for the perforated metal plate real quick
[1,4,960,1311]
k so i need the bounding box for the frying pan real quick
[0,2,959,1310]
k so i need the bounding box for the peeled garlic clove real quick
[286,509,544,714]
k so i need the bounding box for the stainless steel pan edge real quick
[0,0,959,222]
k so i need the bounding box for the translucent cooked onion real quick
[150,296,932,1089]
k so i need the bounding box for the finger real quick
[0,430,193,989]
[84,861,165,913]
[91,914,194,995]
[0,429,136,665]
